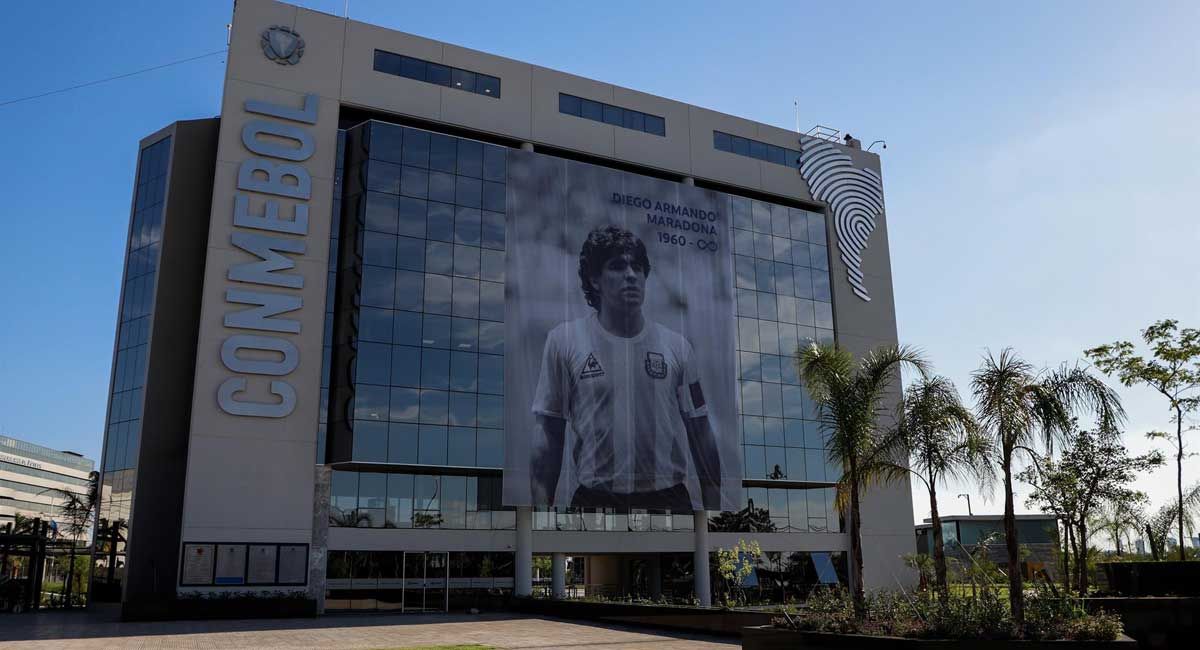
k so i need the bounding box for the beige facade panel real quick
[225,1,346,101]
[341,20,444,122]
[215,83,342,180]
[611,86,692,173]
[687,106,761,191]
[440,44,534,141]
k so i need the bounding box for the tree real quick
[1020,427,1159,593]
[1141,482,1200,560]
[797,342,927,616]
[1095,492,1148,556]
[970,350,1123,629]
[885,375,989,599]
[714,539,762,606]
[40,471,99,607]
[1087,319,1200,561]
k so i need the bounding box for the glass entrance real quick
[402,551,448,612]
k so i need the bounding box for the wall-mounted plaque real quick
[247,544,278,584]
[277,544,308,585]
[214,544,247,585]
[181,543,215,585]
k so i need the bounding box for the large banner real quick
[504,151,742,512]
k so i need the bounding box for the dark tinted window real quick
[559,93,666,137]
[373,50,499,99]
[715,130,802,168]
[559,93,581,116]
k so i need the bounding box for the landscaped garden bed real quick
[748,586,1134,649]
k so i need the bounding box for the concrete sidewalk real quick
[0,608,738,650]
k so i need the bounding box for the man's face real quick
[592,252,646,314]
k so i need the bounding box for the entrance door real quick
[401,551,449,612]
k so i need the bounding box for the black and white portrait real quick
[504,151,742,512]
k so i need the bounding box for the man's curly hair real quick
[578,225,651,310]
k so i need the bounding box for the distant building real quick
[915,514,1059,580]
[0,434,96,533]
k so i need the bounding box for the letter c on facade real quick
[217,377,296,417]
[220,334,299,375]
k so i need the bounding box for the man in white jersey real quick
[529,225,722,511]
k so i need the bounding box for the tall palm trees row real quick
[798,343,1124,631]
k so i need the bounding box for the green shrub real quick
[776,584,1121,641]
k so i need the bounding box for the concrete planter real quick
[740,626,1137,650]
[512,596,773,636]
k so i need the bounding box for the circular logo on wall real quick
[261,25,305,65]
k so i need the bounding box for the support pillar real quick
[551,552,566,599]
[693,510,711,606]
[682,176,695,186]
[520,142,535,152]
[515,506,533,597]
[648,555,662,599]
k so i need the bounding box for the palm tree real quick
[970,350,1123,630]
[797,342,927,616]
[885,376,990,598]
[40,471,99,608]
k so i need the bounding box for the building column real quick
[551,552,567,599]
[520,142,535,152]
[682,176,695,186]
[648,555,662,599]
[693,510,711,606]
[515,506,533,597]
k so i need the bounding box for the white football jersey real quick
[532,313,708,495]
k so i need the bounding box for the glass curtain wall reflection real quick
[94,135,172,597]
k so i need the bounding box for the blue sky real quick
[1,0,1196,526]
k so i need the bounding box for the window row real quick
[128,206,164,252]
[736,486,841,533]
[363,193,505,250]
[349,421,503,468]
[357,309,505,355]
[326,550,515,584]
[738,380,816,420]
[737,289,834,331]
[123,242,160,282]
[361,268,504,321]
[119,272,157,322]
[111,343,148,393]
[733,228,829,270]
[744,445,840,483]
[740,350,814,386]
[740,415,826,449]
[354,385,503,428]
[117,315,150,351]
[331,472,511,529]
[368,124,506,181]
[363,234,505,282]
[373,50,500,98]
[731,197,825,243]
[558,93,666,137]
[107,387,143,425]
[737,317,835,356]
[103,419,140,472]
[364,162,505,212]
[714,131,801,168]
[355,344,503,395]
[0,458,92,488]
[736,254,830,297]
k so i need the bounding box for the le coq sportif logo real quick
[261,25,305,65]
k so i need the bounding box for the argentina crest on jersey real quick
[644,352,668,379]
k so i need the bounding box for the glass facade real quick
[95,135,171,594]
[373,50,500,98]
[326,120,841,539]
[713,130,801,168]
[558,93,666,136]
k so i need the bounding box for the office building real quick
[95,0,911,617]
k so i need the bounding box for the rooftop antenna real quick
[225,23,232,46]
[344,0,350,18]
[793,99,800,133]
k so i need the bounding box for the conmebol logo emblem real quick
[261,25,305,65]
[797,137,884,302]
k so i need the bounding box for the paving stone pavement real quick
[0,608,739,650]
